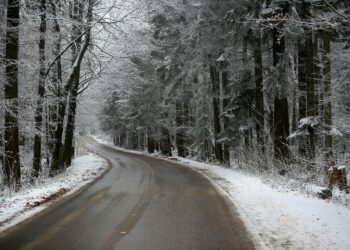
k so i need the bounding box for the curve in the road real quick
[0,137,255,250]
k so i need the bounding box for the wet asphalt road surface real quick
[0,137,255,250]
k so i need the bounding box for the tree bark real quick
[49,5,63,175]
[62,73,80,168]
[176,100,188,157]
[47,12,62,156]
[323,30,333,162]
[32,0,47,179]
[160,128,172,156]
[50,94,68,176]
[3,0,21,190]
[222,69,230,164]
[210,64,223,162]
[273,24,289,161]
[313,33,321,117]
[147,128,156,154]
[298,39,307,156]
[61,0,83,168]
[254,28,264,148]
[50,0,93,175]
[305,27,316,161]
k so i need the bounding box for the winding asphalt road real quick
[0,137,255,250]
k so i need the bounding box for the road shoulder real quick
[0,151,110,235]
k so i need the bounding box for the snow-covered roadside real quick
[175,158,350,250]
[92,135,350,250]
[0,153,108,233]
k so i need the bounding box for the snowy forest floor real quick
[92,135,350,250]
[0,149,108,233]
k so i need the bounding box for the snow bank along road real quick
[0,137,255,250]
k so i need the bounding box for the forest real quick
[100,0,350,192]
[0,0,350,194]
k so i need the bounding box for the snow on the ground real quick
[0,153,108,232]
[174,157,350,250]
[91,135,350,250]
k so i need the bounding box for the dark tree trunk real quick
[160,128,172,156]
[254,27,264,148]
[61,0,93,169]
[123,127,127,147]
[323,30,333,162]
[313,33,321,117]
[305,27,316,161]
[50,94,68,176]
[254,1,264,149]
[50,0,93,175]
[61,0,82,168]
[298,40,307,119]
[3,0,21,190]
[147,129,156,154]
[32,0,47,179]
[292,54,298,132]
[48,7,63,175]
[0,134,3,168]
[210,64,223,162]
[176,100,188,157]
[132,128,138,149]
[298,39,307,156]
[242,33,253,152]
[138,130,144,150]
[155,138,160,152]
[183,95,192,151]
[222,69,230,164]
[274,98,290,160]
[0,0,4,169]
[62,75,80,168]
[273,24,289,161]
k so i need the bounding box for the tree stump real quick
[328,165,349,192]
[318,161,349,199]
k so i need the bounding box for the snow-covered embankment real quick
[175,158,350,250]
[0,153,108,233]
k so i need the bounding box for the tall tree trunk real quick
[242,34,252,151]
[273,25,289,162]
[147,128,156,154]
[254,27,264,148]
[298,0,316,163]
[183,94,192,152]
[313,33,321,117]
[176,100,187,157]
[50,94,68,176]
[160,128,172,156]
[323,30,333,162]
[210,64,223,162]
[62,74,80,168]
[50,0,93,175]
[3,0,21,190]
[49,5,64,176]
[32,0,47,179]
[222,69,230,164]
[61,0,84,168]
[305,27,316,161]
[292,53,298,133]
[298,39,307,156]
[292,73,298,133]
